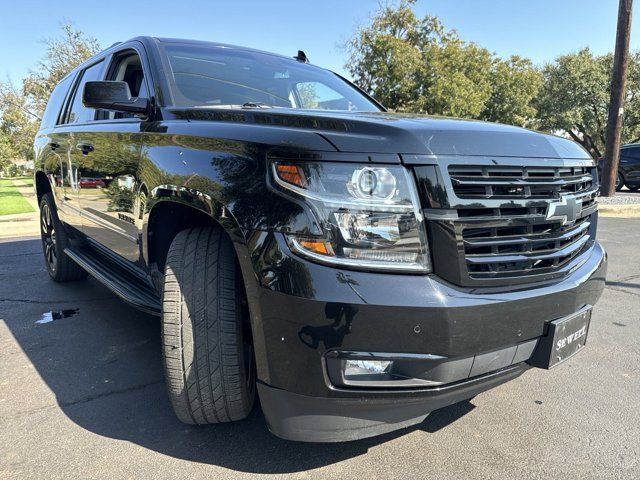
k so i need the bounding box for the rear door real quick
[53,61,107,233]
[36,73,76,225]
[76,44,151,265]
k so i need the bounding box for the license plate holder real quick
[529,306,592,369]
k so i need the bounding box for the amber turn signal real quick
[275,164,307,187]
[297,239,334,256]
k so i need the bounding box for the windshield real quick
[160,43,381,112]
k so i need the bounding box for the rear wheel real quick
[616,173,624,191]
[39,193,87,282]
[162,227,255,424]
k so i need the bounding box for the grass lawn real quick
[0,179,35,215]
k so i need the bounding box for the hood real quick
[171,108,591,159]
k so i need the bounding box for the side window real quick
[64,60,105,124]
[41,74,74,129]
[625,146,640,159]
[99,51,148,120]
[294,82,356,111]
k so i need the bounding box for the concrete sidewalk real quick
[597,188,640,217]
[0,180,39,239]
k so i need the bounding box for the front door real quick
[77,47,151,264]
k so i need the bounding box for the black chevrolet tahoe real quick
[33,37,607,442]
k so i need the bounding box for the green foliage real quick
[0,82,38,162]
[0,23,100,164]
[22,23,101,118]
[0,130,19,172]
[106,182,134,212]
[346,0,541,124]
[483,56,542,127]
[297,82,319,108]
[536,49,640,158]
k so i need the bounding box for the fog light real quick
[344,359,392,377]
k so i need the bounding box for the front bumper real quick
[258,363,530,442]
[247,234,607,442]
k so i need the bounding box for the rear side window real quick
[40,75,74,129]
[622,146,640,159]
[63,60,105,124]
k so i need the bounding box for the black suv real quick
[598,144,640,191]
[33,37,607,442]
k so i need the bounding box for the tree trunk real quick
[602,0,634,196]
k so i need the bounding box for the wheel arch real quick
[144,200,231,271]
[34,170,53,206]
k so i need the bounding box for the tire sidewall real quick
[161,227,255,424]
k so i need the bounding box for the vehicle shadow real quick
[1,237,475,474]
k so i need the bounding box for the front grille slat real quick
[450,165,594,199]
[451,175,592,187]
[463,221,591,248]
[465,234,590,264]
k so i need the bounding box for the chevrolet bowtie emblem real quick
[546,195,582,225]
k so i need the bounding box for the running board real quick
[64,246,161,316]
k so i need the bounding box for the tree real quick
[22,23,101,118]
[0,23,100,163]
[0,130,18,173]
[345,0,541,125]
[482,56,542,127]
[535,49,640,158]
[0,82,38,162]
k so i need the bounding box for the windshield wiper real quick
[192,103,287,110]
[241,102,272,109]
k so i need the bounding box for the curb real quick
[598,204,640,217]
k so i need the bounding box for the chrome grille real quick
[462,211,592,279]
[413,159,598,287]
[449,165,594,199]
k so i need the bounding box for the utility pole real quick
[601,0,633,196]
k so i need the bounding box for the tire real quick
[616,173,624,192]
[39,193,87,282]
[162,227,255,424]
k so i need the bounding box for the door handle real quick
[76,142,94,155]
[49,142,60,151]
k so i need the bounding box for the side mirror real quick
[82,81,149,115]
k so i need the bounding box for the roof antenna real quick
[294,50,309,63]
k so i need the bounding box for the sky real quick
[0,0,638,84]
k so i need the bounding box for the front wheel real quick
[161,227,255,424]
[616,173,624,192]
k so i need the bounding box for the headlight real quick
[271,161,430,272]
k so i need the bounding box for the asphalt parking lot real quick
[1,217,639,480]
